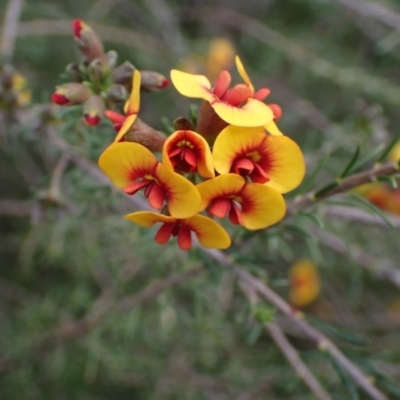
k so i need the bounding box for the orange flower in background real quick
[170,68,274,128]
[212,125,305,193]
[289,259,321,308]
[105,70,141,142]
[197,174,286,229]
[98,142,201,218]
[125,211,231,250]
[205,38,236,80]
[235,56,283,135]
[162,130,214,178]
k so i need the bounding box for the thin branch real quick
[205,248,388,400]
[0,0,24,61]
[314,226,400,287]
[322,205,400,228]
[333,0,400,32]
[266,323,332,400]
[48,135,389,399]
[288,162,400,214]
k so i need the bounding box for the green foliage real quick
[2,0,400,399]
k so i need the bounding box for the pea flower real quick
[289,260,321,308]
[105,70,141,143]
[212,125,305,193]
[162,130,214,178]
[197,174,286,229]
[125,211,231,250]
[170,68,274,129]
[235,56,283,135]
[99,142,201,218]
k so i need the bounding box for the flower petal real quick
[114,114,137,142]
[212,125,266,175]
[184,214,231,249]
[265,120,283,136]
[212,97,274,127]
[124,211,176,227]
[162,130,215,178]
[170,70,214,102]
[240,184,286,229]
[155,222,175,244]
[177,226,192,250]
[197,174,245,210]
[98,142,158,188]
[261,135,306,194]
[124,69,141,115]
[154,163,201,218]
[235,55,254,93]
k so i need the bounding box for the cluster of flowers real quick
[52,20,306,250]
[0,65,30,110]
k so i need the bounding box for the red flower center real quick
[123,179,166,210]
[209,197,244,226]
[231,158,270,184]
[155,222,192,250]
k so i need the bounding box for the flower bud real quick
[140,71,169,91]
[87,59,104,82]
[105,50,118,70]
[83,95,105,126]
[173,117,195,131]
[51,83,91,105]
[65,63,83,82]
[124,118,166,152]
[105,84,128,102]
[72,19,105,62]
[111,61,135,86]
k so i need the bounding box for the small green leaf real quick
[314,181,339,198]
[252,304,276,323]
[327,352,360,400]
[348,144,385,174]
[189,104,198,126]
[377,131,400,163]
[160,116,175,134]
[297,211,325,229]
[339,146,360,178]
[377,175,398,189]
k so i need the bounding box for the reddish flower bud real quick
[83,95,105,126]
[72,19,105,62]
[140,71,170,91]
[51,83,91,105]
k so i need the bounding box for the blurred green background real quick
[1,0,400,399]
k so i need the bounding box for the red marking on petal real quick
[177,225,192,250]
[229,202,244,225]
[123,180,150,195]
[105,110,126,124]
[146,183,165,210]
[222,84,252,106]
[155,222,174,244]
[72,19,83,39]
[183,148,197,169]
[169,147,183,158]
[268,103,282,120]
[51,93,69,105]
[232,158,254,176]
[160,79,170,88]
[254,88,271,101]
[209,198,231,219]
[213,70,231,98]
[250,163,270,184]
[84,114,101,126]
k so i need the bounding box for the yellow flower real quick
[289,260,321,308]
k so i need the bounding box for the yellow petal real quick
[388,141,400,162]
[155,164,201,218]
[98,142,157,188]
[262,135,306,194]
[212,98,273,127]
[170,70,214,102]
[212,125,266,175]
[265,120,283,136]
[289,259,320,307]
[124,69,141,115]
[185,214,231,249]
[196,174,245,210]
[114,114,137,143]
[241,184,286,229]
[124,211,176,226]
[235,55,254,93]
